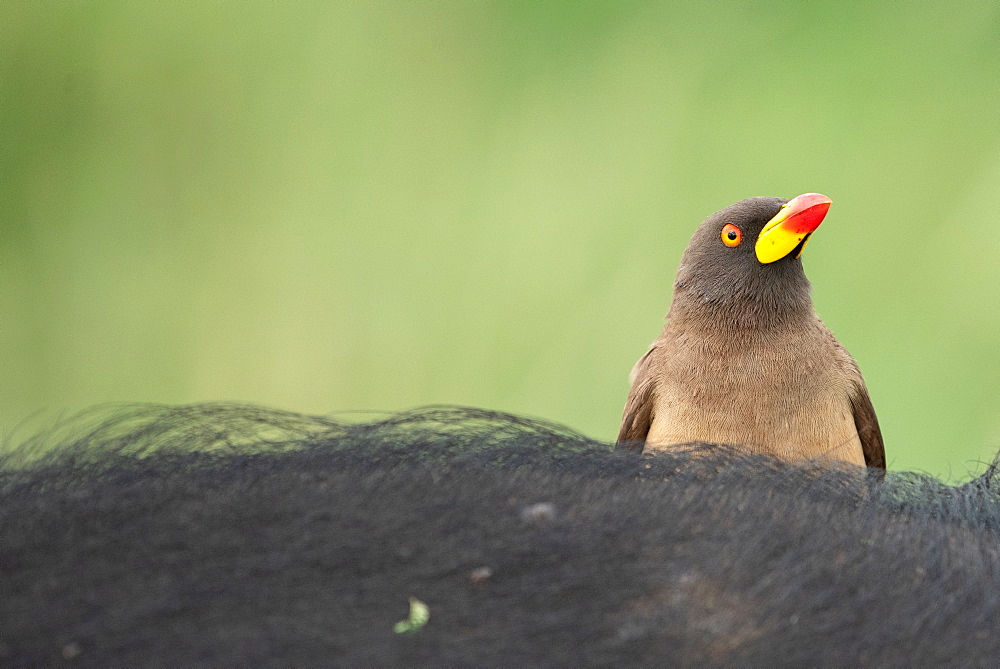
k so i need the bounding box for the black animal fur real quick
[1,404,998,665]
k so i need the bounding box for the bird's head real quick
[673,194,833,323]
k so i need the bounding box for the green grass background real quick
[2,1,999,479]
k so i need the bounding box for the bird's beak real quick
[755,193,832,264]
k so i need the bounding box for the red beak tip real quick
[784,193,832,234]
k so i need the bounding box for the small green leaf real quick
[394,597,430,634]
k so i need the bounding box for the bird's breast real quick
[645,325,865,466]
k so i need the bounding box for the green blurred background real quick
[2,1,999,479]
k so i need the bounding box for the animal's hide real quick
[1,404,996,665]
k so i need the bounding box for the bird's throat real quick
[667,283,815,334]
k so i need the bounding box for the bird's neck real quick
[665,285,816,334]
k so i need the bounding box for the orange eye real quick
[721,224,742,247]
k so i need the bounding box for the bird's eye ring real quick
[721,224,742,247]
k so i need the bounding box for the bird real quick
[616,194,885,470]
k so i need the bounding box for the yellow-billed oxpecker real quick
[617,194,885,470]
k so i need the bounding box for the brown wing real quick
[616,346,658,452]
[850,383,885,470]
